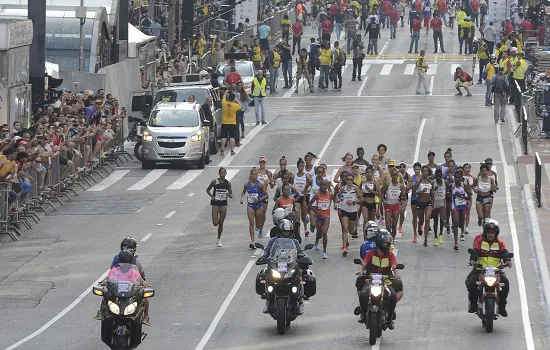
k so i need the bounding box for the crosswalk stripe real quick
[166,169,203,190]
[362,64,371,75]
[225,169,240,181]
[380,64,393,75]
[128,169,168,191]
[404,64,415,75]
[451,63,461,75]
[427,63,438,75]
[88,170,130,192]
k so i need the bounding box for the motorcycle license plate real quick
[118,282,130,293]
[278,262,288,272]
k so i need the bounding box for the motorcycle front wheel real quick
[368,312,380,345]
[277,298,287,335]
[485,298,495,333]
[114,335,127,350]
[134,140,143,162]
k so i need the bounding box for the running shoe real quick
[322,252,328,259]
[258,228,263,238]
[314,243,319,251]
[418,227,423,236]
[464,227,469,234]
[446,224,451,235]
[398,227,403,234]
[249,242,255,249]
[454,244,459,251]
[342,248,348,257]
[460,234,465,241]
[423,240,428,247]
[305,214,310,224]
[439,235,443,244]
[434,237,439,246]
[217,239,222,247]
[412,235,418,243]
[305,230,310,238]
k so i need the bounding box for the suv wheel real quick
[197,149,206,169]
[210,127,218,154]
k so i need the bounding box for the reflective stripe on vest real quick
[513,59,527,80]
[371,255,390,268]
[477,241,501,267]
[252,77,266,97]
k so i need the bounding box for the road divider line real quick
[218,123,269,167]
[357,77,369,97]
[496,125,535,350]
[187,193,195,197]
[314,120,346,166]
[88,170,130,192]
[141,233,154,241]
[128,169,168,191]
[379,41,389,56]
[429,76,434,96]
[166,169,203,190]
[194,260,255,350]
[164,211,176,219]
[413,118,427,163]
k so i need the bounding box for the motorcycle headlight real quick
[371,285,382,297]
[108,300,120,315]
[484,276,497,287]
[190,133,202,142]
[271,270,282,279]
[124,302,138,315]
[284,269,295,279]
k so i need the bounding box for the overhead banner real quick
[235,0,259,35]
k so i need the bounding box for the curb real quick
[521,185,550,326]
[508,108,532,160]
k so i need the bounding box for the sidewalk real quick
[509,109,550,325]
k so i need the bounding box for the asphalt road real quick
[1,24,549,350]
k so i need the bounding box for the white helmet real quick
[273,208,287,225]
[199,70,209,79]
[278,219,294,235]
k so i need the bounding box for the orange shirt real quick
[316,191,332,218]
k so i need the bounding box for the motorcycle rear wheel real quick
[369,312,380,345]
[485,299,495,333]
[277,298,287,335]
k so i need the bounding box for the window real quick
[148,110,200,127]
[154,89,209,105]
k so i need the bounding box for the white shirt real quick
[483,24,496,42]
[367,14,379,24]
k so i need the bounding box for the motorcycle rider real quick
[466,219,512,316]
[260,219,310,314]
[269,207,288,237]
[360,221,380,258]
[356,230,403,328]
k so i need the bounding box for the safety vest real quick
[272,51,281,68]
[499,57,510,74]
[415,57,427,72]
[370,253,392,275]
[320,48,331,65]
[252,46,262,62]
[513,59,527,80]
[477,241,502,268]
[252,77,266,97]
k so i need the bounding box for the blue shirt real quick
[258,24,270,39]
[360,240,377,259]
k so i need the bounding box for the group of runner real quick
[206,145,499,256]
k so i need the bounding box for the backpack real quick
[493,75,507,94]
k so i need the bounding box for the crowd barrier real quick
[535,152,542,208]
[0,118,133,242]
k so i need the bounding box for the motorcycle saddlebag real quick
[255,268,267,295]
[303,270,316,297]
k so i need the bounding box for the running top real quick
[434,180,446,201]
[362,179,377,198]
[339,185,358,212]
[411,174,420,201]
[294,172,308,196]
[477,176,492,193]
[385,182,401,205]
[316,191,331,218]
[213,178,229,202]
[452,184,468,210]
[246,181,264,205]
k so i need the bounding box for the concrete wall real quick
[59,70,106,95]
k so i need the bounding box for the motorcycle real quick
[255,238,315,335]
[354,258,404,345]
[92,264,155,350]
[467,248,514,333]
[127,112,148,162]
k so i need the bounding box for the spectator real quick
[220,89,241,156]
[226,66,242,86]
[149,18,162,38]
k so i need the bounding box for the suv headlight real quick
[190,133,202,142]
[143,131,153,142]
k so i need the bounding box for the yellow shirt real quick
[221,98,240,125]
[499,57,510,74]
[0,155,15,178]
[351,0,361,16]
[457,11,466,26]
[478,44,488,60]
[320,48,331,65]
[486,62,496,80]
[272,51,281,68]
[252,46,262,62]
[415,56,427,72]
[461,21,473,37]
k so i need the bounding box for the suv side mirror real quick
[213,100,222,109]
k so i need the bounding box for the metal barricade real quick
[535,152,542,208]
[0,182,19,241]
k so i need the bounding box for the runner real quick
[354,147,370,174]
[294,158,312,237]
[440,148,454,175]
[334,152,354,183]
[473,163,496,225]
[240,168,269,249]
[309,179,334,259]
[451,170,472,251]
[432,169,447,246]
[337,172,363,256]
[397,161,410,235]
[370,153,383,222]
[413,165,434,246]
[427,150,439,175]
[273,169,299,202]
[272,156,295,190]
[351,163,363,238]
[443,158,457,235]
[206,167,233,247]
[381,166,404,240]
[303,152,317,234]
[410,162,422,242]
[377,144,390,171]
[273,180,297,215]
[360,165,382,232]
[304,166,326,237]
[462,163,475,234]
[257,156,273,237]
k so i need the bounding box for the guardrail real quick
[535,152,542,208]
[0,118,132,242]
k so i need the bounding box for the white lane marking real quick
[188,192,195,197]
[451,63,461,75]
[314,120,346,166]
[507,165,517,186]
[330,168,339,187]
[427,63,438,75]
[194,260,255,350]
[88,170,130,192]
[127,169,168,191]
[254,248,262,255]
[357,77,369,97]
[522,184,550,326]
[525,164,535,185]
[218,123,268,167]
[544,164,550,185]
[496,125,535,350]
[413,119,427,163]
[404,64,415,75]
[434,53,438,64]
[224,169,240,181]
[166,169,203,190]
[378,41,389,56]
[206,161,503,169]
[141,233,154,241]
[380,64,393,75]
[429,76,434,96]
[5,270,109,350]
[165,211,176,219]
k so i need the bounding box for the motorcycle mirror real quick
[353,258,362,265]
[255,243,265,249]
[395,264,405,270]
[92,285,105,296]
[303,243,314,250]
[143,288,155,298]
[468,248,475,254]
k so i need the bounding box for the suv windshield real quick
[154,89,210,105]
[148,109,199,127]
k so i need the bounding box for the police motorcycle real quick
[269,207,302,243]
[255,231,315,334]
[467,248,514,333]
[92,263,155,350]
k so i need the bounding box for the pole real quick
[28,0,46,111]
[168,0,174,48]
[79,0,85,71]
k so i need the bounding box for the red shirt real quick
[437,0,446,14]
[430,17,443,31]
[225,72,242,85]
[415,0,422,13]
[504,21,513,35]
[363,250,397,276]
[382,0,391,14]
[330,3,338,16]
[412,18,421,32]
[389,9,399,24]
[291,22,303,37]
[322,19,333,34]
[520,20,533,32]
[470,0,479,12]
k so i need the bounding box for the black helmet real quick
[120,237,139,255]
[118,250,134,264]
[376,229,392,252]
[482,218,500,238]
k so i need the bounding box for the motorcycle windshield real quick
[107,263,140,295]
[269,238,298,266]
